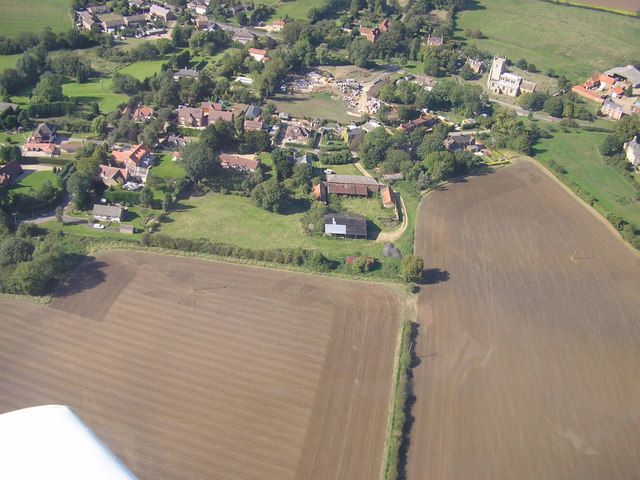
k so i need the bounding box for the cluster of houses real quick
[358,18,391,43]
[487,56,536,98]
[76,2,175,36]
[22,123,60,157]
[572,65,640,120]
[99,143,154,187]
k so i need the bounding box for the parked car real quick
[93,224,105,229]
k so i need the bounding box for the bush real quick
[352,257,373,273]
[401,255,424,283]
[0,236,34,266]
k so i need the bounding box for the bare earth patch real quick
[0,252,401,480]
[408,160,640,479]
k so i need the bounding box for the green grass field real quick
[159,192,408,262]
[11,170,58,193]
[118,57,171,81]
[457,0,640,81]
[0,54,20,74]
[0,0,71,38]
[533,127,640,226]
[271,92,361,123]
[62,76,128,114]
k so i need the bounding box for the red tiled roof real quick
[209,110,234,122]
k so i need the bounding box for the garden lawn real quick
[151,154,186,180]
[62,76,128,114]
[0,0,71,38]
[533,127,640,226]
[334,195,397,232]
[456,0,640,82]
[160,192,397,262]
[0,54,20,74]
[11,171,58,194]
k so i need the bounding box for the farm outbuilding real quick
[324,214,367,239]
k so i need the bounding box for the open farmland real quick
[0,251,401,480]
[0,0,71,38]
[407,160,640,479]
[456,0,640,81]
[555,0,640,14]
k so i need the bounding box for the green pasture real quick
[62,76,128,114]
[0,0,71,38]
[533,127,640,226]
[457,0,640,81]
[11,170,58,193]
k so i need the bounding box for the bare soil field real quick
[568,0,640,12]
[0,252,401,480]
[408,160,640,480]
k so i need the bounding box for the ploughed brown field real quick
[0,252,401,480]
[408,160,640,480]
[575,0,640,12]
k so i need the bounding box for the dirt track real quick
[408,160,640,480]
[0,252,401,480]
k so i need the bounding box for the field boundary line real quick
[379,319,413,480]
[537,0,639,17]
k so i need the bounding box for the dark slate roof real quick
[245,105,261,119]
[324,214,367,237]
[92,204,123,218]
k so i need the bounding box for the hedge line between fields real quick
[538,0,639,17]
[380,319,413,480]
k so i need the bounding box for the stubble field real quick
[408,160,640,479]
[0,251,401,480]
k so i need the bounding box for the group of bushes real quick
[381,319,414,480]
[141,234,335,272]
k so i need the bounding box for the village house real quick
[359,26,379,43]
[624,135,640,171]
[243,119,263,131]
[162,134,189,148]
[248,48,269,62]
[187,0,209,15]
[398,114,439,133]
[87,5,110,15]
[444,133,477,151]
[245,105,261,120]
[426,34,443,47]
[111,143,153,182]
[342,125,363,145]
[294,153,313,165]
[216,24,255,44]
[0,161,23,186]
[487,56,536,98]
[378,18,391,32]
[100,14,126,32]
[77,11,95,30]
[601,99,623,120]
[173,68,199,80]
[123,13,147,28]
[572,74,616,104]
[361,120,382,134]
[324,214,367,239]
[195,15,210,30]
[177,106,205,127]
[219,153,261,172]
[132,105,155,122]
[283,124,312,144]
[466,58,485,74]
[98,165,130,187]
[92,204,124,223]
[272,18,286,32]
[22,142,60,157]
[30,123,57,143]
[149,4,175,21]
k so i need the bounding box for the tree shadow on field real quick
[423,268,450,285]
[53,258,108,298]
